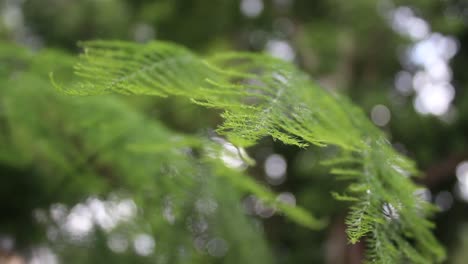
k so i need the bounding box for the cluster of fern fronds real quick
[1,43,321,263]
[0,39,445,263]
[53,40,445,263]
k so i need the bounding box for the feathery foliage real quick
[57,40,446,263]
[1,43,321,263]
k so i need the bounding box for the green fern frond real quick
[58,40,445,263]
[1,43,330,262]
[1,45,277,263]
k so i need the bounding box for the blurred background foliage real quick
[1,0,468,263]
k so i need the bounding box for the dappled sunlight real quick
[456,161,468,202]
[266,40,295,62]
[370,104,391,127]
[240,0,263,18]
[209,136,249,170]
[387,5,459,117]
[31,196,138,246]
[277,192,296,206]
[133,233,155,257]
[264,153,287,185]
[29,247,58,264]
[107,233,129,253]
[390,6,430,40]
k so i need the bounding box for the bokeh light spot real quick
[133,234,155,256]
[264,154,287,185]
[240,0,263,18]
[371,104,391,127]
